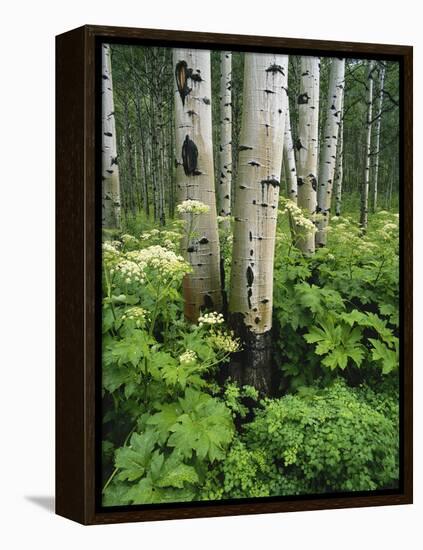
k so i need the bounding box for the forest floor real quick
[101,195,400,505]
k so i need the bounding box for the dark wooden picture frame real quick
[56,24,413,525]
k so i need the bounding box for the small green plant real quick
[244,379,399,494]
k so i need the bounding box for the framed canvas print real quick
[56,25,413,525]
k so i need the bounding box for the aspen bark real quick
[173,49,222,322]
[283,102,297,202]
[102,43,121,228]
[316,58,345,246]
[229,53,288,393]
[360,61,374,230]
[372,64,385,212]
[217,52,232,227]
[295,56,320,254]
[334,111,344,217]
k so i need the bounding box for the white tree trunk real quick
[372,64,385,212]
[315,58,345,246]
[334,111,344,217]
[295,56,320,254]
[229,53,288,392]
[173,48,222,322]
[217,52,232,227]
[283,102,297,202]
[360,61,374,230]
[102,43,121,228]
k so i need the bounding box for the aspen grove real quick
[101,45,400,506]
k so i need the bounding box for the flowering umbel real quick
[177,200,210,215]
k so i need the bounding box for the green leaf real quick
[147,402,183,443]
[369,338,398,374]
[156,456,199,489]
[115,430,158,482]
[167,390,234,462]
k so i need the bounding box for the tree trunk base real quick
[222,316,278,396]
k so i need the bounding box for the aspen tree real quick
[217,52,232,227]
[295,56,320,254]
[283,102,297,202]
[173,49,222,322]
[360,61,374,230]
[102,43,121,228]
[334,108,344,217]
[372,63,385,212]
[316,58,345,246]
[229,53,288,393]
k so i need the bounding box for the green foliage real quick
[102,211,400,506]
[244,380,399,494]
[101,229,238,505]
[274,209,399,390]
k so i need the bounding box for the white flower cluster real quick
[111,260,145,285]
[140,229,160,240]
[179,349,197,365]
[280,199,316,233]
[177,200,210,215]
[121,307,148,327]
[103,241,120,257]
[207,331,240,353]
[126,245,190,279]
[198,311,224,327]
[121,234,138,245]
[383,223,398,232]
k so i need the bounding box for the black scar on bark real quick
[247,288,253,310]
[298,93,310,104]
[187,110,198,117]
[102,74,109,80]
[261,178,280,188]
[111,156,118,166]
[266,64,285,75]
[106,170,114,174]
[239,185,247,189]
[250,249,254,256]
[297,177,305,187]
[261,298,269,304]
[246,265,254,287]
[182,135,198,176]
[199,237,209,245]
[310,175,318,191]
[249,231,252,242]
[175,61,192,106]
[189,71,203,82]
[202,97,211,105]
[264,89,276,94]
[202,294,214,311]
[294,138,305,151]
[239,145,253,151]
[104,132,112,137]
[248,161,261,167]
[187,246,195,253]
